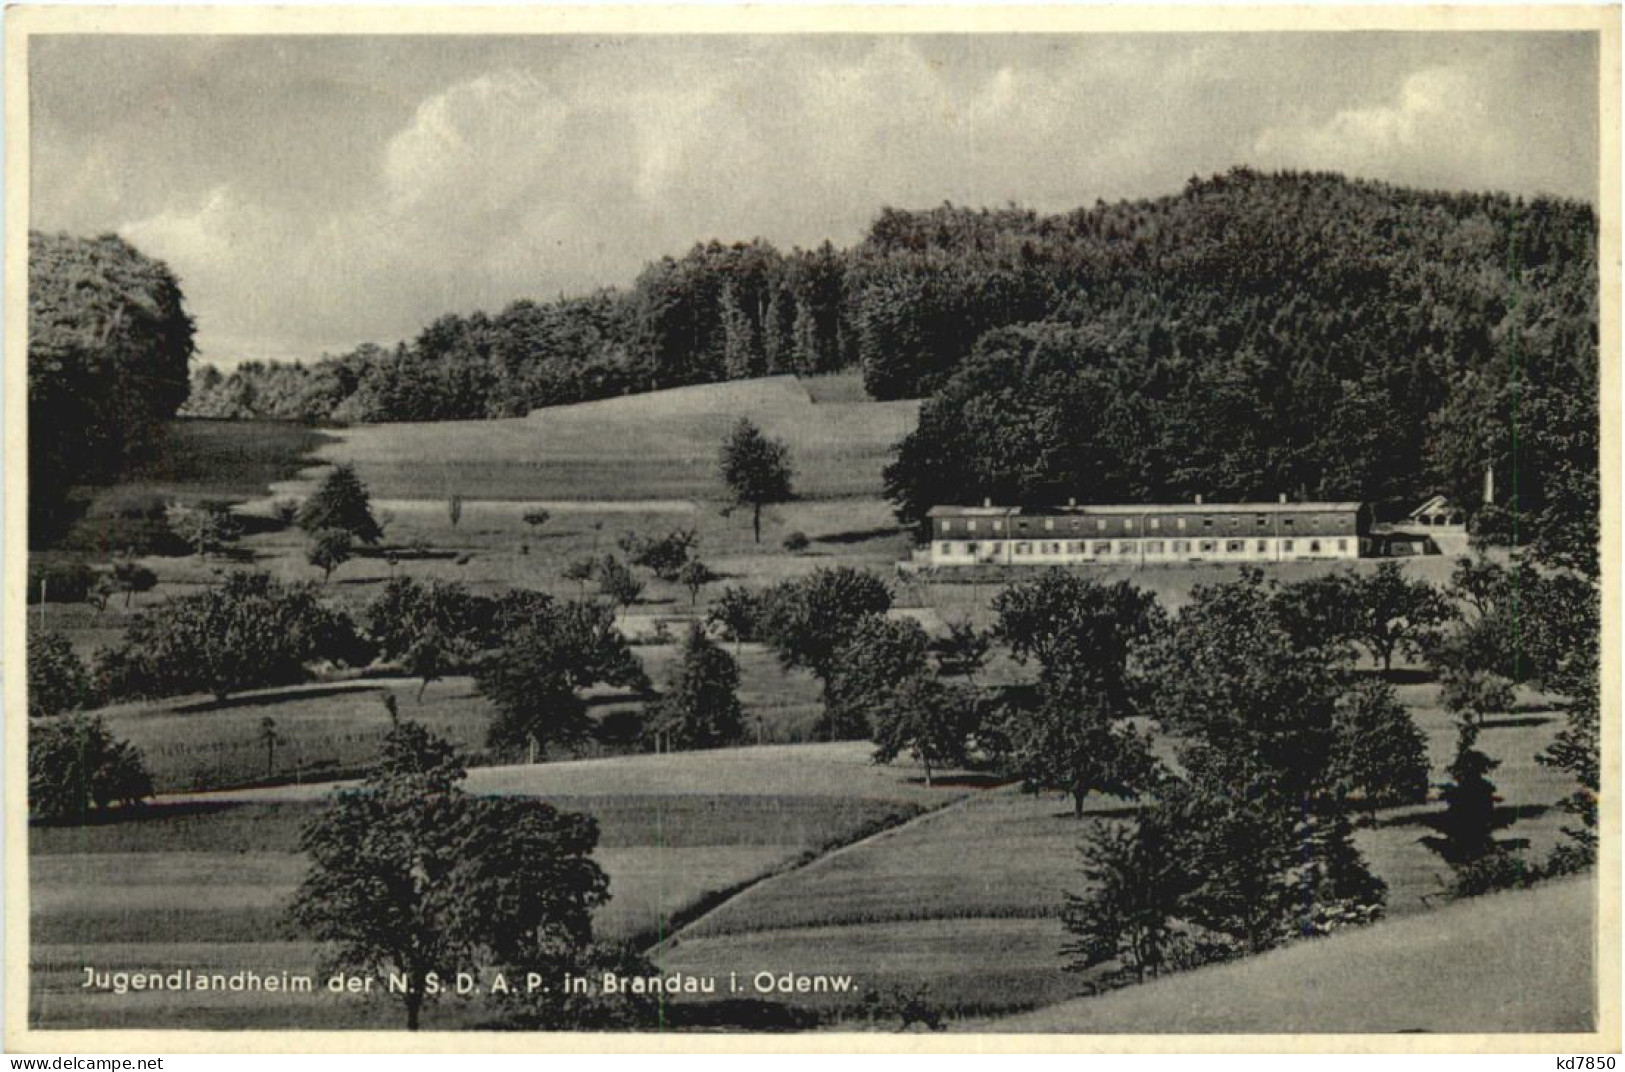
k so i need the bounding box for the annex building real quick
[922,496,1373,568]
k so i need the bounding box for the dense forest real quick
[28,232,195,540]
[41,169,1598,564]
[184,169,1597,555]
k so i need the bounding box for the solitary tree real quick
[298,463,384,544]
[1421,720,1528,895]
[718,417,793,543]
[678,559,719,607]
[523,508,552,533]
[258,716,284,779]
[648,624,745,750]
[307,528,355,583]
[288,718,608,1030]
[446,493,464,529]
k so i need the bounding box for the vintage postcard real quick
[4,4,1620,1053]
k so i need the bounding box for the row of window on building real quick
[937,515,1335,534]
[936,537,1354,557]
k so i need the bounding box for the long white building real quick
[922,497,1372,568]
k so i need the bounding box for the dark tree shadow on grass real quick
[814,526,904,546]
[173,683,386,714]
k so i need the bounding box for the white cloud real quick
[58,35,1590,367]
[1253,64,1509,187]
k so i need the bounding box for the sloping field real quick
[29,743,967,1030]
[656,789,1121,1020]
[289,375,918,503]
[981,878,1596,1034]
[653,680,1577,1025]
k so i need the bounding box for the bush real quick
[96,571,371,701]
[26,561,96,605]
[782,531,810,554]
[28,631,92,717]
[29,715,153,821]
[68,491,184,556]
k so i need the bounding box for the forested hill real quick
[183,168,1597,565]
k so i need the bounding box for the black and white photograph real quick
[6,5,1618,1049]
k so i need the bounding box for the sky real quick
[30,32,1601,367]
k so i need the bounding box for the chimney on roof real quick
[983,496,993,508]
[1068,496,1077,508]
[1194,494,1203,505]
[1279,492,1288,504]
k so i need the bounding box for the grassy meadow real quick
[655,675,1576,1026]
[27,372,1596,1032]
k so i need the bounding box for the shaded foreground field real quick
[29,744,971,1030]
[979,878,1596,1033]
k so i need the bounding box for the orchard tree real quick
[289,718,608,1030]
[992,571,1164,704]
[299,463,384,544]
[824,615,931,740]
[870,674,977,786]
[931,620,991,682]
[628,528,699,581]
[447,494,464,529]
[562,556,597,596]
[757,567,892,684]
[307,528,354,582]
[678,559,719,607]
[29,715,153,820]
[719,417,793,543]
[1345,561,1453,673]
[706,585,762,651]
[1329,679,1430,817]
[596,555,644,617]
[1002,671,1160,818]
[647,624,744,750]
[27,630,91,717]
[171,501,243,560]
[476,599,648,759]
[258,717,284,779]
[111,560,158,608]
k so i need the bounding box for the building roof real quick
[1407,494,1455,519]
